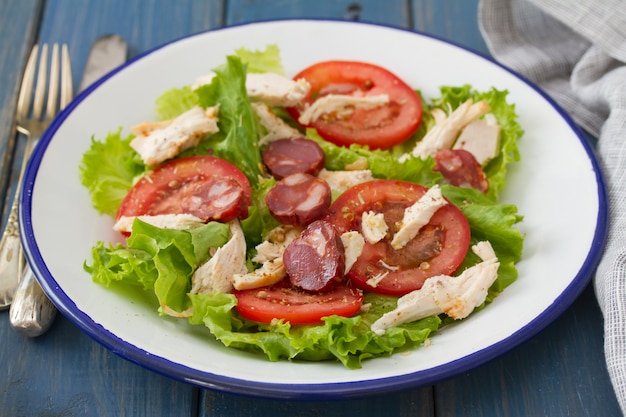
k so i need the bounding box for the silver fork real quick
[0,44,72,334]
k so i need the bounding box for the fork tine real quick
[45,44,60,118]
[31,43,48,120]
[16,44,39,121]
[60,44,73,109]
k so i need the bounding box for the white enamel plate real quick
[20,20,607,399]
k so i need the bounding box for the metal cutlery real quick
[6,35,128,336]
[0,44,72,312]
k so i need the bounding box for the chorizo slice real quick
[434,148,489,193]
[283,220,346,292]
[262,137,326,179]
[265,172,331,227]
[174,177,246,222]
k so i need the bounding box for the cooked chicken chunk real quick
[246,73,311,107]
[317,168,374,194]
[231,225,301,290]
[371,241,500,335]
[251,102,304,146]
[190,220,247,294]
[341,231,365,274]
[390,185,447,250]
[297,94,389,125]
[452,113,501,165]
[130,106,219,166]
[407,99,491,159]
[361,211,388,245]
[113,214,205,234]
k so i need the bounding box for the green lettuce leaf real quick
[240,177,280,248]
[188,292,441,369]
[306,128,443,186]
[195,56,264,185]
[442,185,524,293]
[85,219,230,313]
[154,86,200,120]
[153,44,283,121]
[79,129,147,215]
[234,44,285,75]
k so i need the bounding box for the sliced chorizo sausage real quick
[265,172,331,227]
[434,148,489,193]
[176,176,246,222]
[262,137,326,179]
[283,220,346,292]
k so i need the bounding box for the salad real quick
[81,45,524,369]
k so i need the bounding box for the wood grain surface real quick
[0,1,619,416]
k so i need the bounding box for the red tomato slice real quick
[286,60,422,150]
[324,180,471,296]
[117,155,251,224]
[234,279,364,325]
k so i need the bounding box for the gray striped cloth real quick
[478,0,626,412]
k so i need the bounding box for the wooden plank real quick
[1,315,198,416]
[0,0,42,228]
[226,0,410,27]
[36,0,223,82]
[435,284,621,416]
[200,390,433,417]
[0,1,225,416]
[0,0,619,416]
[412,0,490,56]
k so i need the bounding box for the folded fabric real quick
[478,0,626,413]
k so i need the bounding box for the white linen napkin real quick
[478,0,626,412]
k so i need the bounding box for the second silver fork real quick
[0,44,72,335]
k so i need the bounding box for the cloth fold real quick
[479,0,626,413]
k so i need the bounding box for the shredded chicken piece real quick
[252,225,302,263]
[298,94,389,125]
[317,168,374,194]
[190,220,247,294]
[113,214,204,234]
[232,257,286,290]
[452,113,501,165]
[130,106,219,166]
[251,102,304,146]
[230,225,301,290]
[370,241,500,335]
[390,185,447,250]
[341,231,365,274]
[246,73,311,107]
[361,211,388,245]
[408,99,491,159]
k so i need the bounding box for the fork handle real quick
[7,133,58,336]
[0,133,38,309]
[9,263,57,336]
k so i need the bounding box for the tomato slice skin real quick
[287,60,422,150]
[324,180,471,296]
[117,155,251,223]
[234,279,364,325]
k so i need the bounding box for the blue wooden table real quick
[0,1,620,416]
